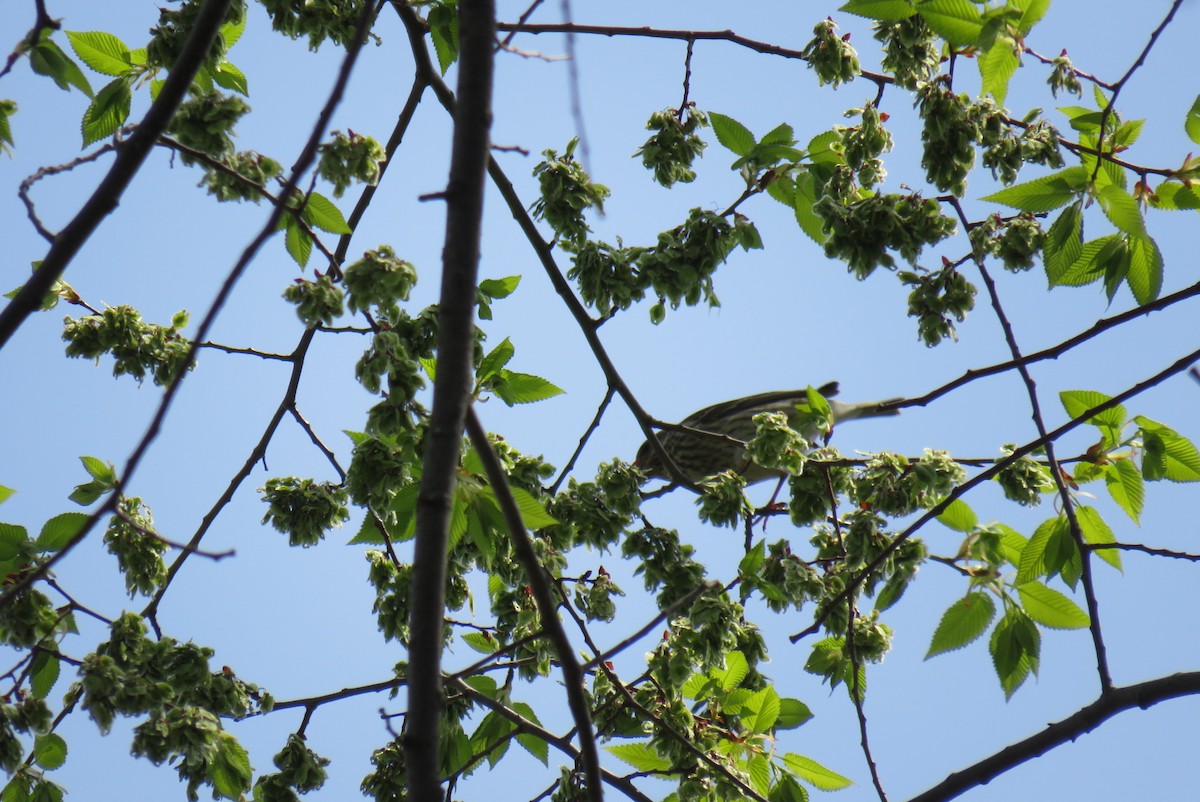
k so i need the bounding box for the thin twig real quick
[549,386,614,494]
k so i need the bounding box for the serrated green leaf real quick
[211,732,252,800]
[302,192,351,234]
[1096,185,1145,235]
[607,742,673,772]
[1018,581,1089,629]
[1059,389,1124,429]
[284,217,312,267]
[478,337,515,380]
[981,166,1087,212]
[714,650,749,691]
[65,31,132,77]
[1052,233,1123,289]
[1016,515,1065,584]
[479,275,520,298]
[742,686,781,733]
[1013,0,1050,34]
[996,523,1027,567]
[493,371,564,406]
[925,592,995,658]
[32,734,67,770]
[30,38,94,97]
[839,0,917,21]
[979,38,1018,106]
[1136,417,1200,482]
[1186,95,1200,145]
[776,697,814,730]
[1076,506,1122,571]
[793,171,828,245]
[348,514,386,545]
[1148,181,1200,210]
[79,456,115,484]
[212,60,249,95]
[30,652,60,699]
[1104,460,1143,524]
[1113,118,1144,150]
[918,0,984,47]
[219,14,246,49]
[1043,201,1083,282]
[936,498,978,533]
[459,631,496,654]
[1125,233,1162,304]
[990,608,1039,698]
[36,512,88,552]
[80,78,131,147]
[428,4,459,74]
[515,731,549,766]
[781,753,853,791]
[709,112,756,157]
[477,485,558,530]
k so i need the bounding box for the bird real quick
[634,382,902,485]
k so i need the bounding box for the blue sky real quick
[2,1,1200,800]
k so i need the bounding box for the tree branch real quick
[405,1,496,798]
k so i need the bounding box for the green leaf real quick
[838,0,917,21]
[0,486,13,505]
[1043,201,1083,283]
[479,275,520,299]
[0,102,13,155]
[936,498,978,532]
[212,60,249,95]
[741,686,781,733]
[989,607,1039,698]
[492,371,565,406]
[1016,515,1068,585]
[1136,416,1200,482]
[478,337,515,380]
[780,753,853,791]
[1103,460,1143,524]
[1059,389,1124,430]
[793,171,828,245]
[996,523,1028,567]
[1113,118,1144,150]
[925,592,996,658]
[210,732,252,801]
[1186,95,1200,145]
[1013,0,1051,34]
[284,216,313,267]
[348,514,386,545]
[36,512,89,552]
[220,14,247,49]
[1125,233,1162,304]
[301,192,352,234]
[30,37,94,97]
[65,31,132,77]
[775,697,814,730]
[980,166,1088,212]
[459,631,496,654]
[0,523,29,562]
[1095,185,1145,235]
[477,486,558,530]
[80,78,131,147]
[80,456,115,484]
[606,742,673,772]
[32,734,67,771]
[711,651,748,693]
[1076,506,1122,572]
[978,38,1018,105]
[918,0,984,47]
[709,112,757,157]
[30,652,60,699]
[513,705,549,766]
[1147,181,1200,210]
[428,4,460,74]
[1018,581,1089,629]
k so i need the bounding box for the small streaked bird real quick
[634,382,902,485]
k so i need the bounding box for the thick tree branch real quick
[405,1,496,798]
[906,672,1200,802]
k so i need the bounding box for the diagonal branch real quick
[906,671,1200,802]
[466,408,602,801]
[0,0,233,350]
